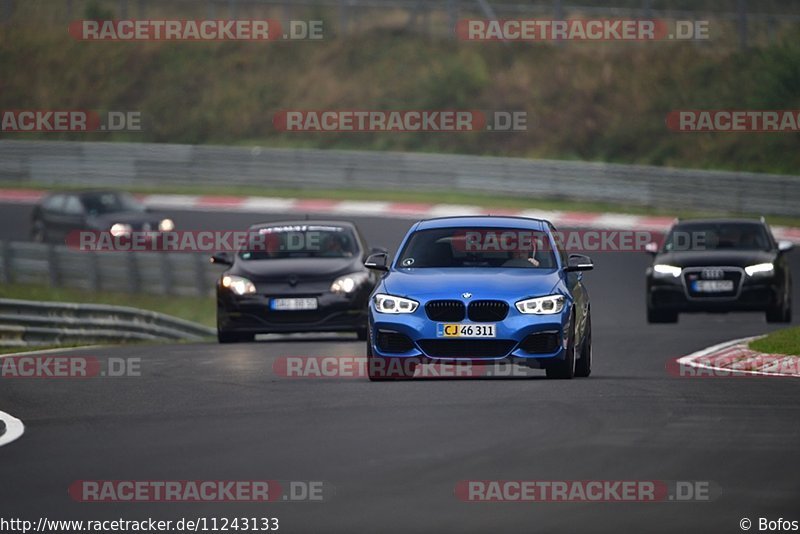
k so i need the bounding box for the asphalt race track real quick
[1,202,799,533]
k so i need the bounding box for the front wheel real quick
[218,330,255,344]
[575,314,592,378]
[766,297,792,323]
[546,323,576,380]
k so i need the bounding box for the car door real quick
[551,224,589,343]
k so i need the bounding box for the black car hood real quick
[232,257,362,281]
[656,249,776,268]
[89,211,161,229]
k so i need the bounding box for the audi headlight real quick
[109,223,132,237]
[221,275,256,296]
[515,295,565,315]
[745,263,774,277]
[653,264,682,278]
[331,272,369,294]
[374,293,418,314]
[158,218,175,232]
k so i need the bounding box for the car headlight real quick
[109,223,132,237]
[158,218,175,232]
[653,264,682,278]
[745,263,774,277]
[515,295,565,315]
[374,293,419,314]
[331,272,369,294]
[221,275,256,296]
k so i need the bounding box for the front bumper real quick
[218,291,368,334]
[368,304,571,365]
[647,274,779,313]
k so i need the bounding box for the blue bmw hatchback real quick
[364,216,594,380]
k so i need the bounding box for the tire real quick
[218,330,254,343]
[575,314,592,378]
[31,221,47,243]
[647,306,678,324]
[366,336,416,381]
[546,321,576,380]
[766,297,792,324]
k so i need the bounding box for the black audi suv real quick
[645,219,793,324]
[212,220,383,343]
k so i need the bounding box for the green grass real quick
[750,327,800,356]
[0,283,215,328]
[6,181,800,228]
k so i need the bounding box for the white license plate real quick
[270,298,318,311]
[693,280,734,293]
[437,324,496,338]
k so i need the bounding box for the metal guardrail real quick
[0,240,222,298]
[0,298,215,347]
[1,140,799,216]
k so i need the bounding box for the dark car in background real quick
[30,190,174,243]
[212,221,383,343]
[646,219,793,324]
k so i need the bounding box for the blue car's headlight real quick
[515,295,565,315]
[374,293,419,314]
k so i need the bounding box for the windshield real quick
[396,227,557,269]
[664,223,772,252]
[239,225,358,260]
[81,192,146,215]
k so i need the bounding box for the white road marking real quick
[677,336,800,378]
[0,411,24,447]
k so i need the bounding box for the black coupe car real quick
[645,219,793,324]
[212,220,383,343]
[31,190,174,243]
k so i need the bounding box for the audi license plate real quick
[270,298,318,311]
[692,280,734,293]
[437,324,496,338]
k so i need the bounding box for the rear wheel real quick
[575,314,592,378]
[647,306,678,324]
[546,322,576,380]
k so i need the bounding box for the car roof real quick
[247,220,359,231]
[415,216,547,231]
[672,218,767,227]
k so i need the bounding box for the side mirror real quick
[778,240,794,253]
[365,252,389,272]
[644,242,660,254]
[210,252,233,266]
[566,254,593,272]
